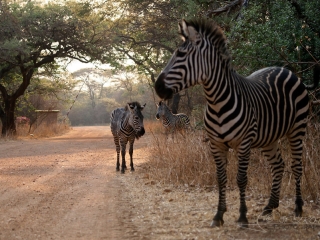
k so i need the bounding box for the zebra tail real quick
[304,64,320,90]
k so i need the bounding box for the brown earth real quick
[0,126,319,240]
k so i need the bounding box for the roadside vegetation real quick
[144,120,320,203]
[0,121,70,139]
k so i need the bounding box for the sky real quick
[66,60,101,73]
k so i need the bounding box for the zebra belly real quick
[204,118,251,150]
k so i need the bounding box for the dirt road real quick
[0,126,148,240]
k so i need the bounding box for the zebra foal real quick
[155,19,318,227]
[110,102,146,173]
[156,101,190,137]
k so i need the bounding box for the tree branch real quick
[207,0,244,17]
[115,46,156,83]
[117,35,175,53]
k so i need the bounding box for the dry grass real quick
[28,123,70,138]
[143,120,320,203]
[0,122,70,140]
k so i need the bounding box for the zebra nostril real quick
[156,114,160,119]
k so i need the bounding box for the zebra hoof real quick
[294,199,303,217]
[116,168,120,171]
[237,218,249,228]
[211,211,225,227]
[294,207,303,217]
[210,219,224,227]
[262,207,273,216]
[121,169,125,174]
[130,168,135,172]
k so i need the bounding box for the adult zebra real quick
[156,101,190,136]
[110,102,146,173]
[155,19,317,227]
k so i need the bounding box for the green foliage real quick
[226,0,320,84]
[104,0,207,83]
[0,1,114,134]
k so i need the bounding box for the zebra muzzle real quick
[135,127,145,139]
[155,73,174,100]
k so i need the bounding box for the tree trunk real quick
[0,68,34,136]
[1,97,17,136]
[0,107,6,134]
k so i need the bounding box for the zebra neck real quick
[121,116,133,132]
[203,67,240,106]
[162,110,174,125]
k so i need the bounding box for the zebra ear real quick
[140,103,146,110]
[179,20,188,41]
[127,103,135,110]
[179,19,201,44]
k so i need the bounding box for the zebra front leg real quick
[113,136,121,171]
[236,145,251,227]
[210,148,228,227]
[129,141,135,171]
[289,138,304,217]
[120,140,127,174]
[261,143,284,215]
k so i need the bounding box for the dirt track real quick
[1,126,320,240]
[0,126,147,240]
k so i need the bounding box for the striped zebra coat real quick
[156,101,190,136]
[155,19,317,227]
[110,102,146,173]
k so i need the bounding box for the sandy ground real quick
[0,126,320,240]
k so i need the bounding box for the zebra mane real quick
[158,101,173,113]
[124,101,142,111]
[183,18,231,67]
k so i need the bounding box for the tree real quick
[105,0,209,112]
[0,1,112,135]
[210,0,320,83]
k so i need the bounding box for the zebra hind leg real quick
[261,143,284,216]
[129,141,135,171]
[289,138,304,217]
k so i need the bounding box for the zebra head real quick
[155,101,169,120]
[156,101,166,120]
[127,102,146,139]
[155,19,229,100]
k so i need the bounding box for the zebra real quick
[110,102,146,173]
[154,19,318,227]
[155,101,190,137]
